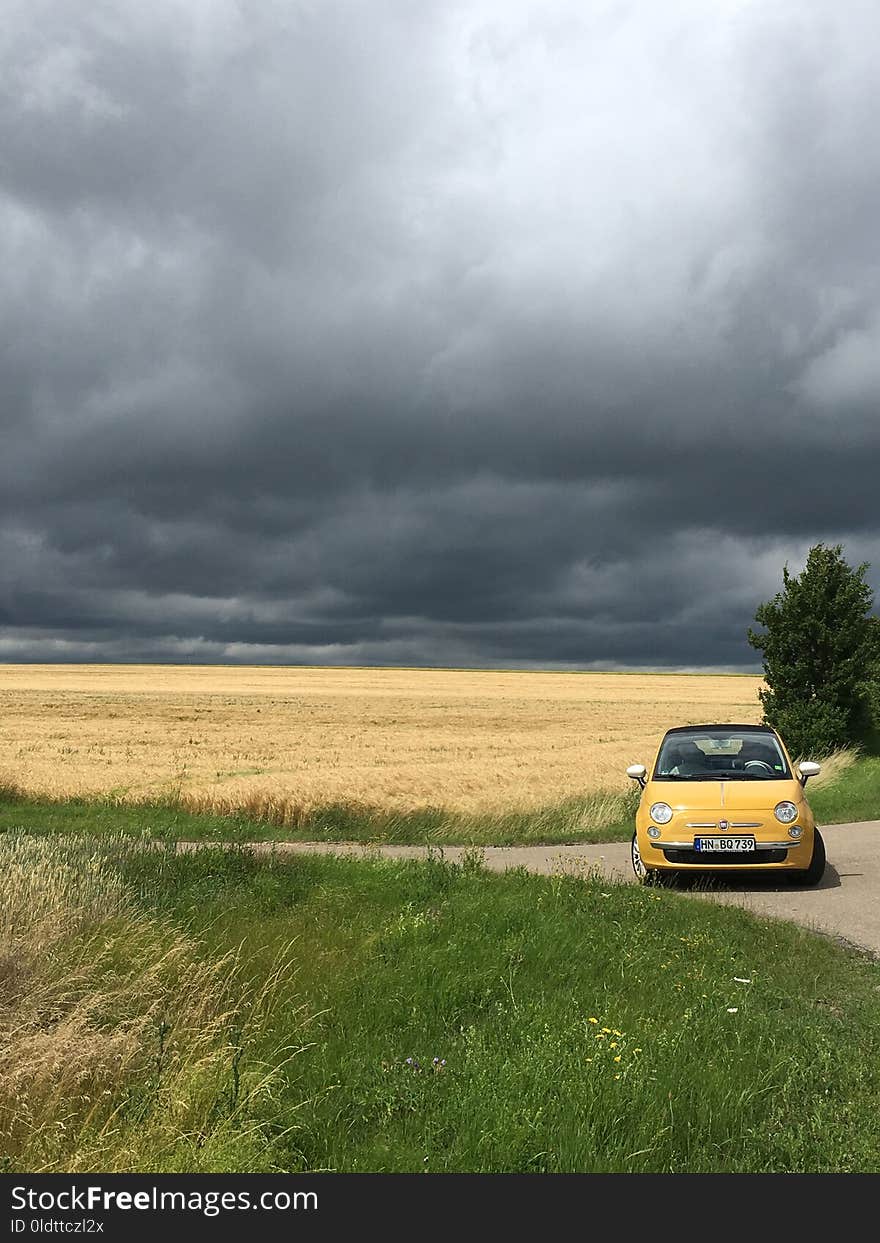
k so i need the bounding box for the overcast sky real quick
[2,0,878,670]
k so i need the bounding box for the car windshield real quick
[653,728,791,781]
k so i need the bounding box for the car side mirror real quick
[626,763,647,789]
[798,760,821,787]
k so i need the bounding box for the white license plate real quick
[694,836,756,852]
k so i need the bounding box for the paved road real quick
[249,820,880,958]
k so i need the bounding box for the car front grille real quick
[662,848,788,865]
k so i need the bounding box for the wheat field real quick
[0,664,763,815]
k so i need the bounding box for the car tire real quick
[788,828,826,887]
[631,832,648,881]
[631,832,666,882]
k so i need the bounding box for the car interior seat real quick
[662,739,706,775]
[739,740,777,768]
[678,740,707,774]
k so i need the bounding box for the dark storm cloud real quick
[2,0,879,668]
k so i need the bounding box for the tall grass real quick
[0,835,307,1172]
[0,782,641,846]
[792,746,858,789]
[807,751,880,826]
[0,746,875,852]
[178,785,640,843]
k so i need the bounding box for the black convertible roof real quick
[662,724,775,734]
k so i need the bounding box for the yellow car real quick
[626,724,825,886]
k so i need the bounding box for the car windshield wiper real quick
[656,773,725,781]
[713,772,778,780]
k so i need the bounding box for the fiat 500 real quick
[626,724,825,885]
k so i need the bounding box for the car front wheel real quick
[631,832,652,882]
[787,828,826,887]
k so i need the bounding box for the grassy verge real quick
[1,753,877,847]
[0,784,640,846]
[807,755,880,826]
[7,835,880,1172]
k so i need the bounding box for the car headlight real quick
[788,825,803,839]
[647,826,661,839]
[774,801,798,824]
[649,802,673,825]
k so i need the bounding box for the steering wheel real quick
[744,760,774,773]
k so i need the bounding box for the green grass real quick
[75,842,880,1170]
[808,756,880,826]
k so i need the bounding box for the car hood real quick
[646,779,803,811]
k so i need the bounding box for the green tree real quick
[747,543,879,757]
[864,616,880,742]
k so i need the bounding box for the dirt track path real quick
[248,820,880,958]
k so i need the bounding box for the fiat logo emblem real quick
[719,819,729,831]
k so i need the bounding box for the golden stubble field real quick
[0,664,764,814]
